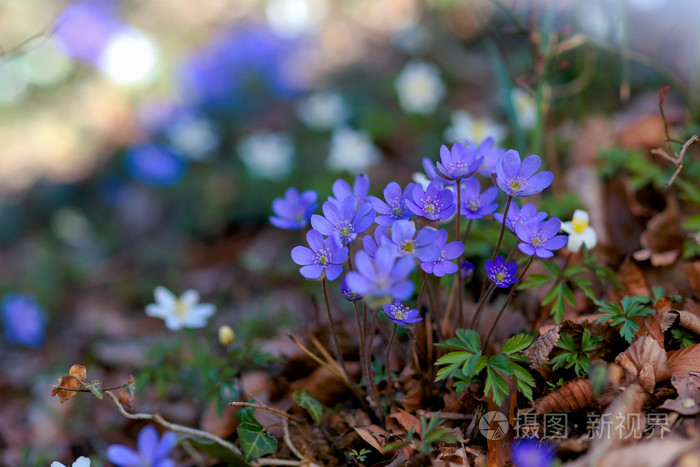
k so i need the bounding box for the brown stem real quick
[492,195,513,262]
[322,278,347,375]
[455,179,464,329]
[385,324,398,407]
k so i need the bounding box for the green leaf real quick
[555,333,576,351]
[541,262,562,277]
[85,380,103,400]
[485,366,509,406]
[519,273,554,290]
[501,333,533,355]
[455,329,482,353]
[237,422,278,462]
[187,439,248,466]
[510,363,535,400]
[293,390,323,424]
[563,265,586,278]
[236,404,262,428]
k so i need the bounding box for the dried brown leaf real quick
[618,258,650,297]
[615,335,671,392]
[117,375,135,410]
[638,196,684,266]
[667,344,700,378]
[660,309,700,334]
[354,425,391,453]
[434,444,469,467]
[594,438,698,467]
[618,115,665,150]
[522,325,560,370]
[658,372,700,416]
[683,262,700,297]
[51,364,87,404]
[389,408,422,436]
[643,314,665,345]
[534,379,594,414]
[591,384,647,452]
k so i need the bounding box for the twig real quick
[283,419,307,461]
[287,333,348,384]
[103,391,242,456]
[651,135,700,188]
[228,401,304,423]
[321,278,347,375]
[385,324,398,406]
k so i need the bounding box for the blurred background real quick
[1,0,699,463]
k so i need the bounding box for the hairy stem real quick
[385,324,398,408]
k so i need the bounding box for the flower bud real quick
[218,325,234,346]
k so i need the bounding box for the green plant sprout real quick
[549,329,602,376]
[595,296,655,343]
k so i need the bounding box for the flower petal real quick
[291,246,315,266]
[106,445,141,466]
[300,265,323,280]
[518,155,542,179]
[155,286,176,307]
[179,290,199,307]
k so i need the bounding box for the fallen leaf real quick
[389,408,422,436]
[577,438,699,467]
[667,344,700,378]
[618,258,650,297]
[658,372,700,415]
[485,397,510,467]
[117,375,135,410]
[51,364,87,404]
[683,262,700,297]
[618,115,666,150]
[660,309,700,334]
[434,444,470,467]
[643,314,665,345]
[354,425,391,453]
[522,325,560,370]
[637,196,684,266]
[615,335,671,392]
[591,384,647,453]
[534,379,594,414]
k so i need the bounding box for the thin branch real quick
[228,401,304,423]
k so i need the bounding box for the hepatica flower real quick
[495,150,553,197]
[444,110,507,145]
[383,300,422,326]
[561,209,597,252]
[311,197,375,245]
[370,181,415,226]
[460,177,499,219]
[330,174,370,206]
[395,60,445,115]
[516,218,568,259]
[1,293,47,347]
[291,229,348,281]
[436,141,483,181]
[494,202,547,233]
[51,457,91,467]
[406,180,456,221]
[345,245,415,304]
[420,229,464,277]
[511,438,555,467]
[461,261,475,280]
[477,137,507,176]
[486,256,518,288]
[387,220,440,261]
[362,225,391,259]
[270,187,318,230]
[145,287,216,331]
[340,276,363,302]
[125,143,187,187]
[107,425,176,467]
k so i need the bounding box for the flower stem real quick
[455,179,464,329]
[469,282,497,329]
[364,304,384,423]
[492,195,513,262]
[385,323,397,407]
[461,218,473,244]
[321,278,347,376]
[484,255,535,348]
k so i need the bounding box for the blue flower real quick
[345,245,415,304]
[495,150,553,197]
[461,261,475,280]
[124,144,186,187]
[369,181,415,226]
[54,1,121,62]
[460,177,499,219]
[1,293,47,347]
[383,300,422,326]
[362,225,391,259]
[511,438,555,467]
[515,218,568,258]
[386,220,440,262]
[494,202,547,233]
[340,276,362,301]
[477,137,507,176]
[106,425,176,467]
[270,187,318,230]
[485,256,518,288]
[420,230,464,277]
[405,180,456,221]
[311,197,375,245]
[291,229,348,281]
[329,174,370,206]
[436,142,483,181]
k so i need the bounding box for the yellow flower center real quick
[175,299,188,317]
[572,217,588,234]
[425,203,436,213]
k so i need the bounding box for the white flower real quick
[395,61,445,115]
[327,127,380,173]
[296,91,349,130]
[237,131,294,180]
[166,116,218,161]
[444,110,507,144]
[145,286,216,331]
[511,89,536,130]
[51,457,91,467]
[561,209,598,253]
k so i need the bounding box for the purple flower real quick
[460,178,499,219]
[515,218,568,259]
[386,220,440,261]
[345,245,415,304]
[53,1,121,62]
[494,202,547,233]
[420,230,464,277]
[477,137,507,176]
[461,261,475,280]
[369,182,415,226]
[106,425,176,467]
[340,276,362,301]
[511,439,555,467]
[485,256,518,288]
[270,187,318,230]
[124,144,186,187]
[405,180,456,221]
[1,293,47,347]
[362,225,390,258]
[495,150,553,197]
[329,174,370,206]
[311,197,375,245]
[291,229,348,281]
[436,142,483,181]
[383,300,422,326]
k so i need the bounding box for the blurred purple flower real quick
[494,202,547,233]
[515,218,568,258]
[270,187,318,230]
[485,256,518,288]
[124,144,186,187]
[477,137,507,176]
[370,181,415,226]
[420,230,464,277]
[1,293,47,347]
[54,1,121,62]
[383,300,422,326]
[106,425,176,467]
[311,197,375,245]
[405,180,455,221]
[362,225,391,259]
[329,174,370,206]
[511,439,555,467]
[460,178,499,219]
[461,261,475,280]
[291,229,347,281]
[345,245,415,303]
[436,142,483,181]
[340,276,362,302]
[495,150,553,197]
[386,220,440,262]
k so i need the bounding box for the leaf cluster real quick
[594,295,654,343]
[435,330,535,406]
[549,329,601,376]
[382,412,458,455]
